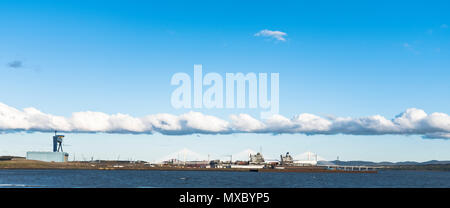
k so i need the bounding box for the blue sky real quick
[0,0,449,162]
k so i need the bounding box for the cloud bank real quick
[254,29,287,41]
[0,102,449,139]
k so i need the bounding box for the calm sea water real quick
[0,169,449,188]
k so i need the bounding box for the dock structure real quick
[135,150,380,173]
[320,165,382,171]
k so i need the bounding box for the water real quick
[0,169,449,188]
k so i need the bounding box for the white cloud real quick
[143,111,229,134]
[441,24,448,29]
[254,29,287,41]
[402,42,420,54]
[230,114,265,132]
[0,102,449,139]
[156,148,206,162]
[231,149,258,161]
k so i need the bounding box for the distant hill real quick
[322,160,450,166]
[421,160,450,165]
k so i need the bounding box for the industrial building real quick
[26,151,68,162]
[26,131,69,162]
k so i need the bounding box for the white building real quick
[26,151,69,162]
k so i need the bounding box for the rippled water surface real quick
[0,169,449,188]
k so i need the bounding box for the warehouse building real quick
[26,152,69,162]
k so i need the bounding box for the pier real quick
[321,165,382,172]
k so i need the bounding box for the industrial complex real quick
[26,131,69,162]
[15,132,378,173]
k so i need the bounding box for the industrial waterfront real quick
[2,133,449,173]
[0,132,383,173]
[0,133,449,188]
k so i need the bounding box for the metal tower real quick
[53,131,65,152]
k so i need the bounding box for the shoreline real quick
[2,160,449,172]
[0,160,377,173]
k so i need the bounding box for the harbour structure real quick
[249,152,265,165]
[149,151,378,173]
[160,158,210,168]
[279,152,319,166]
[230,164,265,169]
[280,152,294,165]
[26,131,69,162]
[292,151,318,166]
